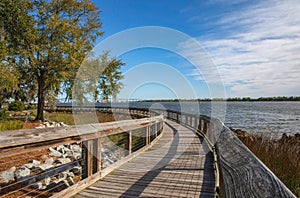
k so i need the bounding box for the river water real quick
[60,101,300,135]
[126,101,300,135]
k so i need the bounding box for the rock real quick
[60,122,68,127]
[64,177,75,187]
[56,145,66,153]
[43,176,51,186]
[70,144,82,153]
[49,147,62,157]
[24,160,41,169]
[14,167,30,181]
[44,157,54,165]
[8,166,16,172]
[38,164,54,171]
[67,171,75,178]
[35,124,45,129]
[0,169,15,184]
[57,172,68,180]
[71,166,82,175]
[32,182,43,190]
[55,158,71,165]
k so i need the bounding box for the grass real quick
[234,130,300,196]
[44,111,133,125]
[0,120,23,131]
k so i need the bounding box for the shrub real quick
[8,101,25,111]
[0,120,23,131]
[0,110,9,121]
[26,105,35,110]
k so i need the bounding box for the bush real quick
[26,105,35,110]
[0,110,9,121]
[8,101,25,111]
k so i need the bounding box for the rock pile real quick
[35,121,68,129]
[0,143,82,191]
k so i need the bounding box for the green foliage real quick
[74,51,124,104]
[26,105,35,110]
[8,100,25,111]
[0,110,9,121]
[0,120,23,131]
[1,0,103,120]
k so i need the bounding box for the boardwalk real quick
[75,120,216,198]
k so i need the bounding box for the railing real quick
[0,109,164,198]
[162,109,296,198]
[0,105,296,198]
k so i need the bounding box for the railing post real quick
[127,131,132,155]
[203,121,208,134]
[198,118,202,131]
[82,140,93,179]
[155,122,158,138]
[146,126,150,145]
[96,137,102,173]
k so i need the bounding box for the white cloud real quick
[181,0,300,97]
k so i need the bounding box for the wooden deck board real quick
[74,120,215,198]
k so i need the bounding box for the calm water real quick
[62,101,300,135]
[126,101,300,135]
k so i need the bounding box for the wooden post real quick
[96,137,102,172]
[203,121,208,134]
[198,118,202,131]
[128,131,132,155]
[167,111,170,119]
[82,140,93,178]
[146,126,149,145]
[155,123,158,138]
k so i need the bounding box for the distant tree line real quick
[141,96,300,102]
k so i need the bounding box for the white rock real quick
[38,164,54,171]
[0,170,15,184]
[49,147,62,157]
[14,167,30,181]
[71,166,82,175]
[44,157,54,165]
[43,176,51,186]
[55,158,71,164]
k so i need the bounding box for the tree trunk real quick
[35,74,45,121]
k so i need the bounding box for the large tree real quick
[74,51,124,104]
[0,0,102,120]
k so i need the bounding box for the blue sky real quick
[89,0,300,100]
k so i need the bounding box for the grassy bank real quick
[0,120,23,131]
[44,111,132,125]
[233,129,300,196]
[0,110,133,130]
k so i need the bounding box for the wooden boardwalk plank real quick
[74,120,215,198]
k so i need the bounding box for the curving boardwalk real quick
[75,120,216,198]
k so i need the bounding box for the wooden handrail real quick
[1,104,296,197]
[163,109,295,198]
[0,109,164,197]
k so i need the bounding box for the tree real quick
[74,51,124,104]
[0,64,19,107]
[0,0,102,120]
[0,25,19,107]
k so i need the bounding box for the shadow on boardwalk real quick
[75,120,215,197]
